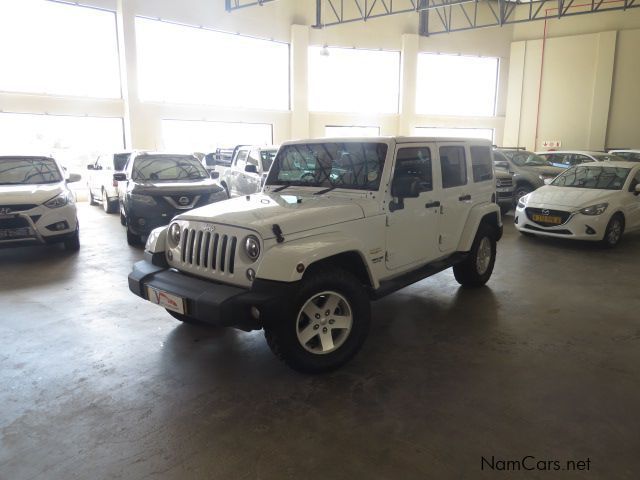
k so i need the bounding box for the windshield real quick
[132,155,208,182]
[0,157,63,185]
[503,150,551,167]
[266,142,388,191]
[593,154,624,162]
[551,165,630,190]
[113,153,130,171]
[260,149,277,172]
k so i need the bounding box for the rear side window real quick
[113,153,130,171]
[393,147,432,191]
[470,146,493,182]
[235,150,248,168]
[440,146,467,188]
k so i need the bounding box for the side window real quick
[393,147,432,191]
[247,150,260,168]
[439,145,467,188]
[235,150,248,168]
[470,146,493,182]
[630,171,640,192]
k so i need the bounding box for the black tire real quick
[64,227,80,252]
[453,224,497,288]
[263,267,371,373]
[127,227,142,246]
[166,309,205,325]
[120,210,127,226]
[88,189,98,206]
[221,182,230,198]
[601,213,624,248]
[513,184,533,205]
[102,189,118,214]
[499,204,510,216]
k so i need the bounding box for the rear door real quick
[385,143,441,270]
[230,149,249,196]
[436,142,473,253]
[242,149,262,194]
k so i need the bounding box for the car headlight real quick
[517,194,529,209]
[44,191,71,209]
[168,222,181,247]
[130,193,157,206]
[244,235,260,261]
[579,203,608,216]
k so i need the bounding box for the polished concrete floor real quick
[1,204,639,479]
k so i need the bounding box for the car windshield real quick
[260,149,277,172]
[551,165,630,190]
[593,154,624,162]
[504,151,551,167]
[612,152,640,162]
[113,153,130,171]
[266,142,388,191]
[0,157,63,185]
[132,155,208,182]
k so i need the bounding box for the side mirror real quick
[245,164,259,174]
[635,184,640,195]
[87,164,95,170]
[67,173,82,183]
[391,176,421,199]
[210,171,220,180]
[113,172,127,182]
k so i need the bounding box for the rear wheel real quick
[601,213,624,248]
[263,268,370,373]
[127,227,142,246]
[89,189,98,206]
[102,189,118,214]
[453,225,497,287]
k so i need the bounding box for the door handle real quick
[458,194,471,202]
[425,201,441,209]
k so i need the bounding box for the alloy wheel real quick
[296,291,353,355]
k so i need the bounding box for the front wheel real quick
[453,225,497,287]
[102,189,118,214]
[64,228,80,252]
[263,268,370,373]
[601,214,624,248]
[127,227,142,246]
[89,189,98,206]
[513,184,533,205]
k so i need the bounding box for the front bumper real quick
[128,256,295,331]
[0,205,78,247]
[514,206,608,241]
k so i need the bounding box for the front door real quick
[385,144,441,271]
[436,143,473,253]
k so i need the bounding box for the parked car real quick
[493,148,564,203]
[495,168,515,215]
[609,149,640,162]
[115,152,228,246]
[536,150,623,168]
[128,136,503,372]
[86,152,131,213]
[515,161,640,247]
[201,147,235,176]
[217,145,279,197]
[0,155,81,251]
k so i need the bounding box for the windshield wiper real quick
[272,184,291,193]
[314,186,336,195]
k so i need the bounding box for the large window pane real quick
[162,120,273,152]
[0,0,120,98]
[325,126,380,137]
[0,113,124,174]
[416,54,498,116]
[136,18,289,110]
[414,127,494,142]
[309,47,400,114]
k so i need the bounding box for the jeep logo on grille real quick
[177,196,190,206]
[0,207,12,216]
[203,225,215,233]
[542,209,550,215]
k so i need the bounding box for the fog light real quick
[46,221,69,231]
[250,306,260,319]
[514,215,519,225]
[586,226,596,235]
[296,263,305,273]
[167,250,174,261]
[246,268,256,281]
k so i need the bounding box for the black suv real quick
[115,153,228,246]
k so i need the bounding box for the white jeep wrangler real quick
[129,137,502,372]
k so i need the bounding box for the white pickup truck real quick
[129,137,502,373]
[216,145,278,197]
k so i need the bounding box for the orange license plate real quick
[532,214,562,224]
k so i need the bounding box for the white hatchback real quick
[0,155,81,251]
[515,161,640,247]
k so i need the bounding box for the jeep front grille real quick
[180,227,238,274]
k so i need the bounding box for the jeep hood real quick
[177,192,369,239]
[0,182,64,205]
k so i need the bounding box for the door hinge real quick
[439,235,443,244]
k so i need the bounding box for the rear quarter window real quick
[470,146,493,182]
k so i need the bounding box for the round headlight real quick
[244,235,260,261]
[168,222,181,247]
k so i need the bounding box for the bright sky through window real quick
[308,47,400,114]
[136,18,289,110]
[413,127,494,142]
[0,0,120,98]
[325,126,381,137]
[162,120,273,152]
[416,54,498,116]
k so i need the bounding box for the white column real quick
[290,24,310,140]
[503,41,526,147]
[587,31,616,151]
[398,34,419,136]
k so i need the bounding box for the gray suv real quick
[493,148,564,203]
